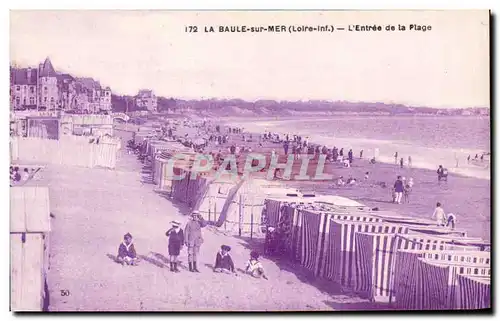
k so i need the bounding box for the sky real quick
[10,10,490,108]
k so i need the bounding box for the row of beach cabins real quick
[10,114,123,311]
[131,124,491,311]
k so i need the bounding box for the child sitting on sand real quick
[117,233,139,266]
[213,245,237,274]
[245,251,268,280]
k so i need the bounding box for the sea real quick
[227,116,491,180]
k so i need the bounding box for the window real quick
[50,97,55,104]
[44,86,48,91]
[16,97,20,105]
[44,97,47,102]
[29,97,35,105]
[23,98,26,105]
[16,86,20,91]
[30,86,35,94]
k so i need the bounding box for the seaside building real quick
[10,66,39,110]
[10,57,112,113]
[135,89,157,112]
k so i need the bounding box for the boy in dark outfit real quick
[117,233,139,266]
[213,245,236,274]
[166,220,184,272]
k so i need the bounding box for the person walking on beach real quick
[432,202,447,226]
[166,220,184,273]
[467,155,471,163]
[408,155,412,168]
[400,157,404,168]
[184,210,207,273]
[394,152,398,164]
[393,176,404,204]
[360,150,364,159]
[348,149,353,164]
[437,165,448,184]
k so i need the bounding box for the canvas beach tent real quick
[393,249,490,310]
[353,232,485,303]
[10,186,51,311]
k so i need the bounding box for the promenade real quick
[44,134,380,311]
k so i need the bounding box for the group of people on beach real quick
[432,202,457,229]
[116,210,268,280]
[10,166,38,185]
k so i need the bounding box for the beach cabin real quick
[393,248,490,310]
[10,186,51,311]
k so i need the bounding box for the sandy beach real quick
[43,130,389,311]
[192,122,490,242]
[34,121,489,311]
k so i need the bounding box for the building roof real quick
[10,68,38,85]
[137,89,155,97]
[39,57,57,77]
[77,77,102,90]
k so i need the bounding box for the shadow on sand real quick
[153,191,193,217]
[232,235,391,311]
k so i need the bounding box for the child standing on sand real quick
[166,220,184,273]
[245,251,268,280]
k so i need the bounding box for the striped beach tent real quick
[320,220,409,288]
[263,199,282,228]
[298,210,330,274]
[455,274,491,310]
[417,258,491,310]
[394,249,490,310]
[395,233,484,252]
[291,211,381,278]
[354,232,484,303]
[417,258,451,310]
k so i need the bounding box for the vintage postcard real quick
[9,10,490,312]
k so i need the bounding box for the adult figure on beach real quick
[393,176,404,204]
[360,150,364,159]
[408,155,412,168]
[184,210,207,273]
[348,149,353,164]
[394,152,398,164]
[432,202,447,226]
[339,148,344,157]
[400,157,404,169]
[437,165,448,184]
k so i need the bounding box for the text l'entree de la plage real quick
[184,24,432,34]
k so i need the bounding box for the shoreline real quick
[190,122,490,242]
[221,118,490,181]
